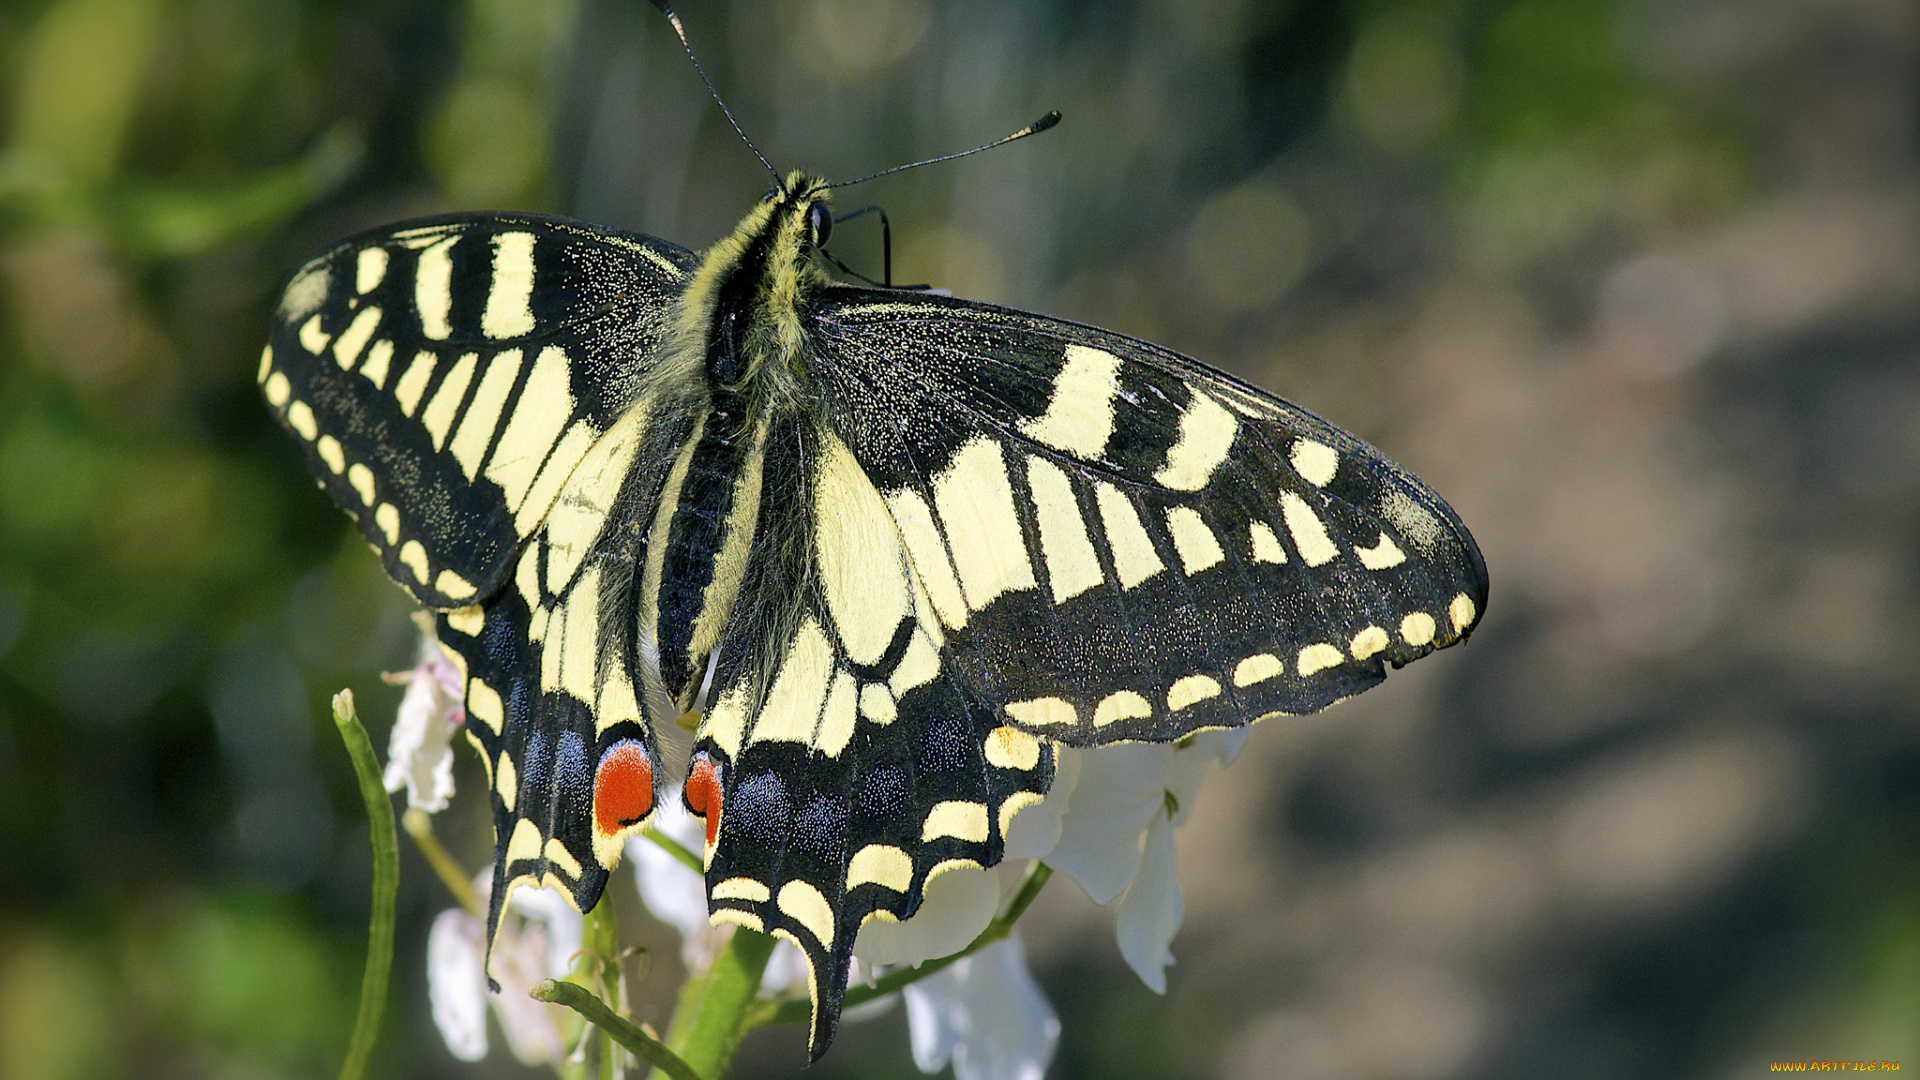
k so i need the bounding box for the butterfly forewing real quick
[808,290,1489,745]
[263,212,702,954]
[261,214,698,608]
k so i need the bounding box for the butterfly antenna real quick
[648,0,780,184]
[828,111,1061,189]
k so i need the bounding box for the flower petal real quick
[1046,743,1174,904]
[1114,809,1182,993]
[904,973,961,1072]
[1005,745,1080,860]
[854,862,1001,967]
[426,908,489,1062]
[1163,729,1250,826]
[489,920,569,1065]
[382,636,463,812]
[761,938,814,995]
[903,935,1059,1080]
[507,883,584,980]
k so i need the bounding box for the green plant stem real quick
[332,689,399,1080]
[663,927,776,1080]
[580,900,620,1080]
[402,806,482,917]
[532,980,702,1080]
[655,955,716,1074]
[746,861,1053,1029]
[644,827,703,874]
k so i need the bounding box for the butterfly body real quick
[649,172,833,709]
[262,168,1487,1057]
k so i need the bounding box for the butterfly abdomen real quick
[645,391,771,707]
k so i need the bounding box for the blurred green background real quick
[1,0,1917,1076]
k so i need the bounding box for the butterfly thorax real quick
[647,171,834,707]
[669,170,832,400]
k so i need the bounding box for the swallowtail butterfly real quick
[263,160,1486,1057]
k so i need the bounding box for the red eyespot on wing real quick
[593,739,654,836]
[684,752,723,849]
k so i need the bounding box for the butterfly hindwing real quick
[434,393,700,952]
[262,213,698,608]
[687,414,1054,1053]
[809,289,1489,746]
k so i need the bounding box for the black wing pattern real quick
[261,213,697,607]
[805,288,1488,746]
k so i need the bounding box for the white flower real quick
[852,863,1003,968]
[426,871,582,1065]
[427,909,488,1062]
[904,935,1059,1080]
[382,625,464,812]
[1045,729,1250,992]
[1009,742,1082,860]
[1114,810,1182,992]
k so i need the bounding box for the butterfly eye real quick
[761,187,779,204]
[807,202,833,248]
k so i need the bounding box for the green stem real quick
[745,862,1053,1029]
[532,980,703,1080]
[579,900,621,1080]
[644,828,704,875]
[402,806,481,917]
[664,927,776,1080]
[332,690,400,1080]
[654,956,715,1073]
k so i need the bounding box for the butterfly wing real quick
[805,288,1488,746]
[686,412,1055,1057]
[262,213,698,607]
[435,391,705,964]
[263,213,702,967]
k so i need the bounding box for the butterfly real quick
[260,164,1487,1056]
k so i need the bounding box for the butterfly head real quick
[762,170,834,252]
